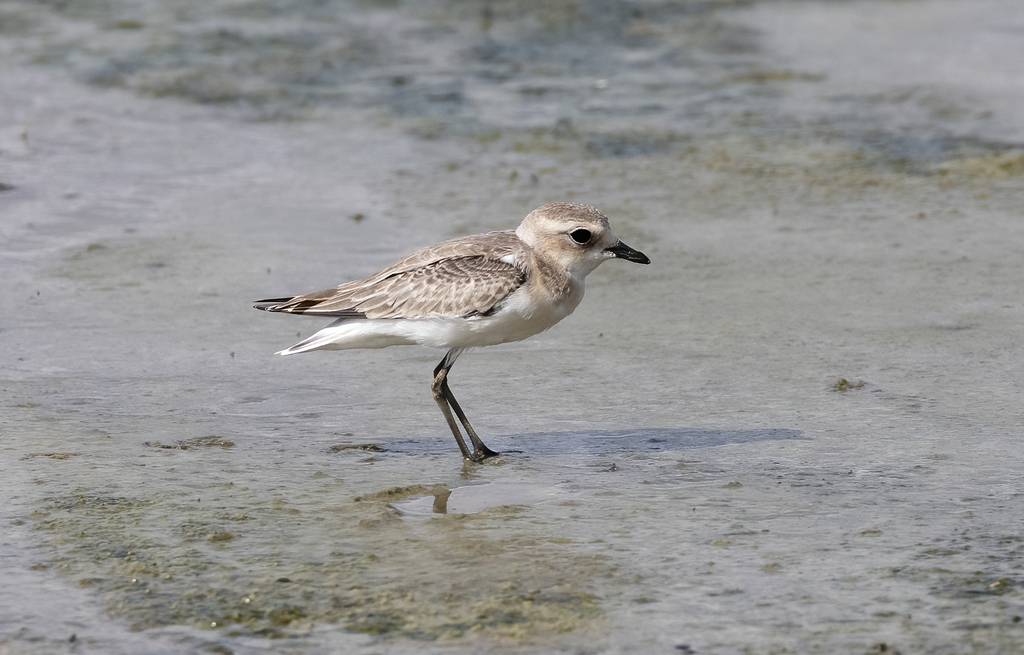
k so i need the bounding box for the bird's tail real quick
[273,317,377,355]
[275,321,345,356]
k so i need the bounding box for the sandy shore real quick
[3,1,1024,653]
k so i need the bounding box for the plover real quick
[254,202,650,461]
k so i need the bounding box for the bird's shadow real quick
[386,427,807,457]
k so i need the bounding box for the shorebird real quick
[254,202,650,461]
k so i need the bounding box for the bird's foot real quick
[468,445,501,462]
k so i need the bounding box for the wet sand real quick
[3,1,1024,653]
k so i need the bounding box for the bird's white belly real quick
[400,286,581,348]
[286,285,583,354]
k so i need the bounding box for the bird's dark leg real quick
[441,375,501,460]
[431,353,472,460]
[431,349,500,461]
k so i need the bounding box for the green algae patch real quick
[331,584,601,640]
[107,19,144,30]
[355,485,440,502]
[26,452,76,460]
[29,483,613,644]
[148,436,235,450]
[832,378,866,392]
[266,605,307,626]
[329,443,383,453]
[934,151,1024,179]
[727,68,825,84]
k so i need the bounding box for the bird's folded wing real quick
[261,255,527,319]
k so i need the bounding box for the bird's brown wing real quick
[256,255,527,319]
[254,230,529,319]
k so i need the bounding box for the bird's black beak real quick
[606,241,651,265]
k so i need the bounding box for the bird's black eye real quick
[569,229,592,245]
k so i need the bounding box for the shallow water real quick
[3,1,1024,653]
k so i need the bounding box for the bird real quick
[254,202,650,461]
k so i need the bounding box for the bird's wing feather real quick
[256,231,529,319]
[359,255,526,318]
